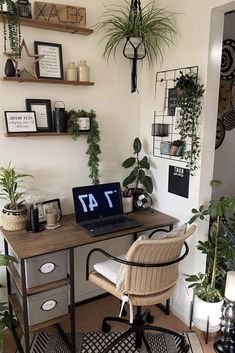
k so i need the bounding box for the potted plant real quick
[0,162,32,231]
[0,0,21,56]
[0,253,18,351]
[186,180,235,332]
[122,137,153,198]
[170,139,184,156]
[68,109,101,185]
[175,70,204,173]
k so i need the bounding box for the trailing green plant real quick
[0,253,18,350]
[96,0,177,64]
[122,137,153,194]
[0,162,32,210]
[175,70,204,174]
[68,109,101,185]
[0,0,21,56]
[186,180,235,302]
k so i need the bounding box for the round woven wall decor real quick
[222,109,235,131]
[221,39,235,80]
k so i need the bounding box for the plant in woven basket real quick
[0,162,32,231]
[0,253,18,351]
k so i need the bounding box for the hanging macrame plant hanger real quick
[123,0,146,93]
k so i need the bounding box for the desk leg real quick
[69,248,76,353]
[21,259,30,353]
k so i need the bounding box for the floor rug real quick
[17,331,203,353]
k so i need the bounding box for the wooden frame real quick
[38,198,62,223]
[34,41,64,80]
[26,99,53,131]
[5,111,37,133]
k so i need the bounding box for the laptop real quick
[72,182,141,236]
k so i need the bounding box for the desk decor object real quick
[5,111,37,133]
[34,1,86,27]
[34,41,64,80]
[214,271,235,353]
[26,99,53,132]
[38,198,62,223]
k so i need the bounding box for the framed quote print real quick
[34,41,64,80]
[5,111,37,133]
[26,99,53,131]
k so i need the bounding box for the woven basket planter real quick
[1,205,28,231]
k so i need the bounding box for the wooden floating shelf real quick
[9,294,69,333]
[5,131,88,137]
[2,76,95,86]
[0,15,93,35]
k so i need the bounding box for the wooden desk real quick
[1,209,178,353]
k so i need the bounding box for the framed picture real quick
[38,198,62,223]
[168,88,179,116]
[26,99,53,131]
[34,41,64,80]
[5,111,37,133]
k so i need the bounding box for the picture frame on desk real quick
[38,198,62,223]
[34,41,64,80]
[25,99,53,132]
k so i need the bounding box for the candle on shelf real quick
[225,271,235,302]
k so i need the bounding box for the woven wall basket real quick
[223,109,235,131]
[1,206,28,231]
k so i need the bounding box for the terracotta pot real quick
[1,205,28,231]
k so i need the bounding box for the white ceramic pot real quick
[79,117,90,131]
[122,196,133,214]
[193,294,223,332]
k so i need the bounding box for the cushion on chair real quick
[151,223,187,239]
[94,255,125,284]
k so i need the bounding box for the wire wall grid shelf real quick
[152,66,198,165]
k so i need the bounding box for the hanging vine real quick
[175,70,204,174]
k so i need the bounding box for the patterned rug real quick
[17,331,203,353]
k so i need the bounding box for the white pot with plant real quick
[0,162,32,231]
[186,180,235,332]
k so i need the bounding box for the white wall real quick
[212,11,235,199]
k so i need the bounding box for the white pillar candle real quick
[225,271,235,302]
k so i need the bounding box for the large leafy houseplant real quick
[0,253,18,351]
[175,70,204,174]
[68,110,101,185]
[122,137,153,194]
[186,180,235,303]
[96,0,177,64]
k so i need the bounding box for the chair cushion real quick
[152,223,187,239]
[94,255,125,284]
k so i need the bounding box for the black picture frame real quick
[38,198,62,223]
[5,111,37,133]
[168,88,179,116]
[34,41,64,80]
[26,99,53,132]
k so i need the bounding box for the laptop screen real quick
[72,182,124,223]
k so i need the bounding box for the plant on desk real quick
[0,162,32,231]
[0,253,18,351]
[68,109,101,184]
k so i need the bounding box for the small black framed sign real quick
[38,198,62,223]
[168,88,178,116]
[168,165,190,198]
[26,99,53,131]
[34,41,64,80]
[5,111,37,133]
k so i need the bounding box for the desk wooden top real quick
[1,210,178,259]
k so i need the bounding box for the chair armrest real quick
[149,228,169,239]
[86,242,189,280]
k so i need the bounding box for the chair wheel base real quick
[180,339,190,353]
[146,312,154,324]
[102,322,111,333]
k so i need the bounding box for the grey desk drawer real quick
[16,285,69,326]
[9,247,68,288]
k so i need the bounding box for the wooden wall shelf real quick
[2,76,95,86]
[5,131,88,137]
[0,15,93,36]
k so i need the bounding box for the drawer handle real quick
[41,300,57,311]
[39,262,56,274]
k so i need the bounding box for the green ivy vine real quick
[67,109,101,184]
[175,70,204,174]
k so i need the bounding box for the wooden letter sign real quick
[34,1,86,27]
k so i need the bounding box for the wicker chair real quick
[86,225,196,353]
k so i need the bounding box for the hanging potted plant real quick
[96,0,177,92]
[175,70,204,173]
[186,180,235,333]
[0,162,32,231]
[68,109,101,185]
[0,0,21,56]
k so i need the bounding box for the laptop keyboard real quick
[85,216,129,230]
